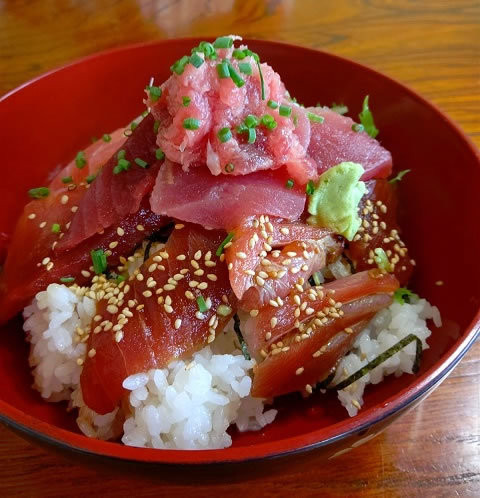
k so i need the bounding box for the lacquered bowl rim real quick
[0,38,479,466]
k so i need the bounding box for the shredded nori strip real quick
[315,371,336,390]
[330,333,422,391]
[233,314,251,360]
[143,223,174,262]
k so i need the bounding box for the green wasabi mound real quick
[307,162,366,241]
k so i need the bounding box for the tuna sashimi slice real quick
[150,160,306,230]
[224,218,342,309]
[347,179,413,286]
[57,114,162,252]
[249,270,399,398]
[80,224,236,414]
[306,107,392,180]
[0,199,166,324]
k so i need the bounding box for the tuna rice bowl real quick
[0,36,441,450]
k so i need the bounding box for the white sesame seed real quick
[107,304,118,314]
[175,223,185,229]
[185,291,195,300]
[164,284,176,291]
[28,213,36,220]
[174,318,182,329]
[206,274,217,281]
[117,227,125,236]
[296,367,304,376]
[236,252,247,259]
[136,224,145,231]
[256,276,265,286]
[46,261,54,271]
[71,205,78,213]
[109,241,119,249]
[164,304,173,314]
[39,221,47,228]
[197,282,208,290]
[227,263,233,270]
[115,331,124,342]
[270,317,277,328]
[88,348,96,358]
[269,299,279,307]
[189,280,199,288]
[305,384,313,394]
[61,195,69,205]
[249,309,259,317]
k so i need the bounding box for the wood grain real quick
[0,1,479,496]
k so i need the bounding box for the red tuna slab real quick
[57,113,162,252]
[80,224,236,414]
[150,160,306,230]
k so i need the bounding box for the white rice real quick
[23,278,440,449]
[23,284,276,449]
[333,297,441,416]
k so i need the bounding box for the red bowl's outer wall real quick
[0,39,479,465]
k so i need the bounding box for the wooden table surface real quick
[0,1,479,496]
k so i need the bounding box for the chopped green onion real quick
[217,61,230,78]
[28,187,49,199]
[51,223,61,233]
[213,36,233,49]
[196,295,208,313]
[118,158,130,169]
[146,85,162,102]
[236,123,248,134]
[226,62,245,88]
[86,174,96,184]
[60,277,75,283]
[113,158,130,174]
[90,249,107,275]
[233,314,251,360]
[247,127,256,144]
[141,109,149,118]
[307,112,325,123]
[256,60,265,100]
[358,95,379,138]
[333,334,423,391]
[61,176,73,184]
[170,55,189,75]
[90,136,98,143]
[279,104,292,117]
[195,41,216,59]
[130,121,138,131]
[102,133,111,142]
[225,163,235,173]
[267,100,279,109]
[217,127,232,143]
[352,123,365,133]
[183,118,200,130]
[232,49,246,60]
[244,49,260,62]
[293,115,298,126]
[117,149,126,160]
[286,179,294,189]
[134,158,148,168]
[261,114,277,130]
[153,120,160,133]
[306,180,315,195]
[394,288,419,305]
[389,169,411,184]
[374,248,392,272]
[217,304,232,316]
[75,151,86,169]
[244,114,259,128]
[312,272,322,286]
[116,274,126,284]
[182,96,191,107]
[155,149,165,160]
[189,52,204,68]
[238,62,252,75]
[216,232,234,256]
[331,103,348,115]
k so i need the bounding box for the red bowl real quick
[0,38,479,466]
